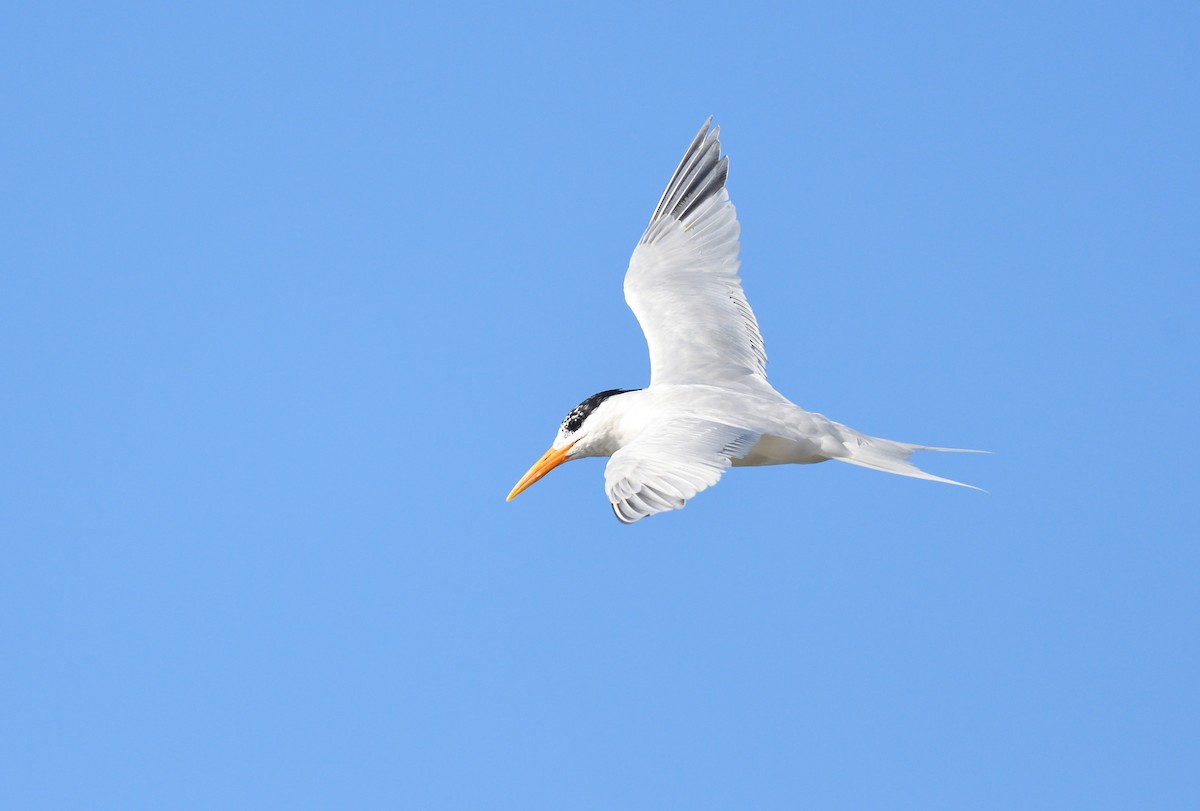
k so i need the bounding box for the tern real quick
[508,119,980,523]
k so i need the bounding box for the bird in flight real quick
[508,119,980,523]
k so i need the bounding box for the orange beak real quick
[506,443,575,501]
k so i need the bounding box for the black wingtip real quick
[647,119,729,228]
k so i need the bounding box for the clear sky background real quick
[2,2,1197,809]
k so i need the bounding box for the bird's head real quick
[506,388,639,501]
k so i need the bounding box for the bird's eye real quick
[563,410,585,433]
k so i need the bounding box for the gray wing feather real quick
[625,120,769,390]
[647,117,729,226]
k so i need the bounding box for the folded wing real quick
[605,418,761,523]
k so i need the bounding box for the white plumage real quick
[508,119,981,523]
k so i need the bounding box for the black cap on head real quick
[562,389,640,433]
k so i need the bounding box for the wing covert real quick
[625,119,769,390]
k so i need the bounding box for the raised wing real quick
[604,418,761,523]
[625,119,769,391]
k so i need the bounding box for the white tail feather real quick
[834,433,987,491]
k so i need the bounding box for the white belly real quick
[610,385,847,466]
[733,434,830,467]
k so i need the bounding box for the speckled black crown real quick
[562,389,640,433]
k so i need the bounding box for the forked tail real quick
[834,431,987,490]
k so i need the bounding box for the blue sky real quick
[2,2,1197,808]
